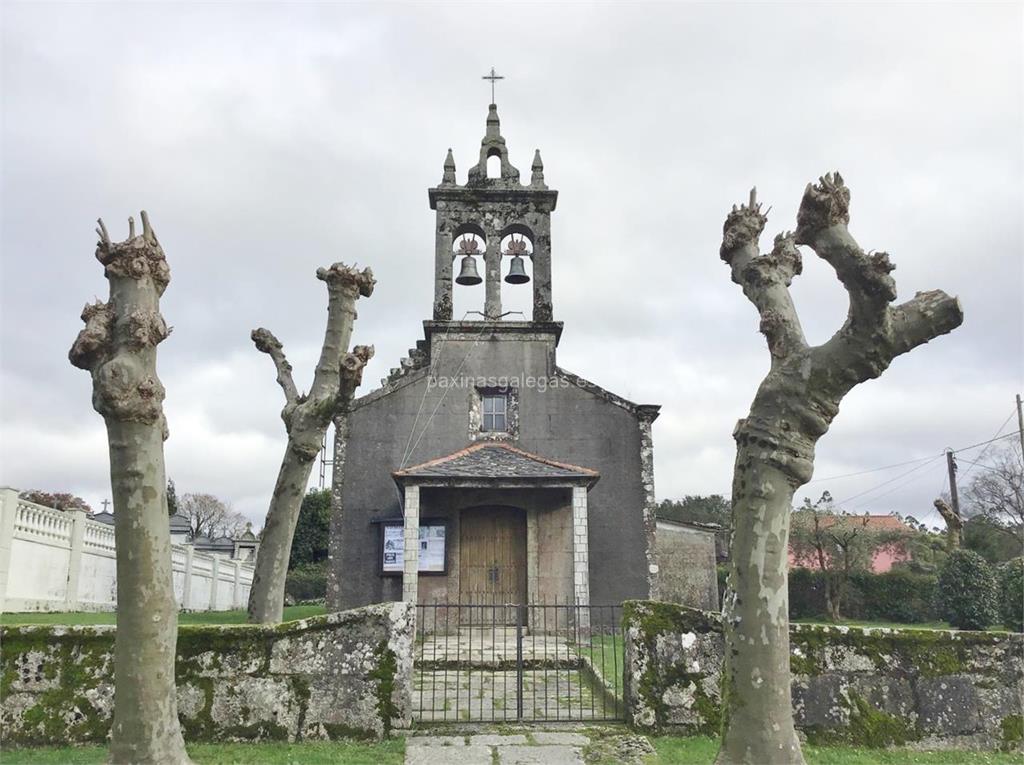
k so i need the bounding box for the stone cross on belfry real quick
[482,67,504,104]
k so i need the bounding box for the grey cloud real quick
[2,3,1020,530]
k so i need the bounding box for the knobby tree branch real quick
[251,328,299,407]
[715,172,964,765]
[720,188,807,360]
[69,212,191,764]
[247,263,375,624]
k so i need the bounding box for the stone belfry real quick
[428,103,557,322]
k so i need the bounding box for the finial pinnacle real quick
[531,149,546,188]
[442,149,456,184]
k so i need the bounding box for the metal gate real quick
[413,603,624,723]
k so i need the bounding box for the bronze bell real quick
[455,255,483,285]
[505,255,530,284]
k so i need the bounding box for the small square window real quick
[481,393,508,432]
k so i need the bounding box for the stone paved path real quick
[416,627,577,664]
[413,669,609,722]
[405,732,590,765]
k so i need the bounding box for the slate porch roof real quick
[393,442,599,487]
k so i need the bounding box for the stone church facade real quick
[326,105,660,614]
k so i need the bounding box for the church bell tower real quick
[428,103,558,323]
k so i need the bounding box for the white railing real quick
[0,487,256,613]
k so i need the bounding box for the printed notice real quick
[382,523,445,573]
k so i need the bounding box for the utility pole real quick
[1016,393,1024,456]
[945,449,960,517]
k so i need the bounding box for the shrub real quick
[788,567,828,619]
[285,561,327,602]
[852,569,939,624]
[938,549,998,630]
[997,557,1024,632]
[716,565,729,608]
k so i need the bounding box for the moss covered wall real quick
[0,601,413,747]
[623,600,1023,752]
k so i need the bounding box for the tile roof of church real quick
[394,442,598,480]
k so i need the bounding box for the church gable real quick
[394,442,599,483]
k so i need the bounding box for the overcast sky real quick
[2,2,1021,531]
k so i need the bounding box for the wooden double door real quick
[459,506,527,623]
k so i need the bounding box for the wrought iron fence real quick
[413,602,624,723]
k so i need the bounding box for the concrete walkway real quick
[405,733,589,764]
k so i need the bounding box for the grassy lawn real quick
[0,605,327,627]
[4,735,1018,764]
[1,739,404,764]
[647,735,1021,764]
[577,634,624,690]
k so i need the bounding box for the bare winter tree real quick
[247,263,375,623]
[178,492,247,538]
[69,213,191,764]
[964,443,1024,544]
[717,174,963,765]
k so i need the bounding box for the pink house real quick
[789,514,912,573]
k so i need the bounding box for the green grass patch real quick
[647,735,1022,764]
[2,738,404,764]
[0,605,327,627]
[577,634,623,691]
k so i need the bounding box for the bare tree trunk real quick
[716,176,963,765]
[934,498,963,551]
[247,264,375,624]
[825,575,839,621]
[69,214,192,765]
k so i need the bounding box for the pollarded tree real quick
[69,213,192,764]
[933,496,963,551]
[717,174,963,765]
[247,264,375,623]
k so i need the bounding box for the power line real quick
[806,453,942,484]
[848,459,948,513]
[957,409,1015,485]
[955,456,1001,473]
[951,430,1020,454]
[833,454,946,506]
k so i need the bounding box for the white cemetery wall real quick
[0,488,256,613]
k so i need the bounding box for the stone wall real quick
[1,602,413,746]
[623,601,1023,751]
[652,521,718,610]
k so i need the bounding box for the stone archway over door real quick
[459,506,526,623]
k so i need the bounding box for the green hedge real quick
[997,557,1023,632]
[786,567,940,623]
[852,569,939,624]
[716,564,943,623]
[285,561,327,602]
